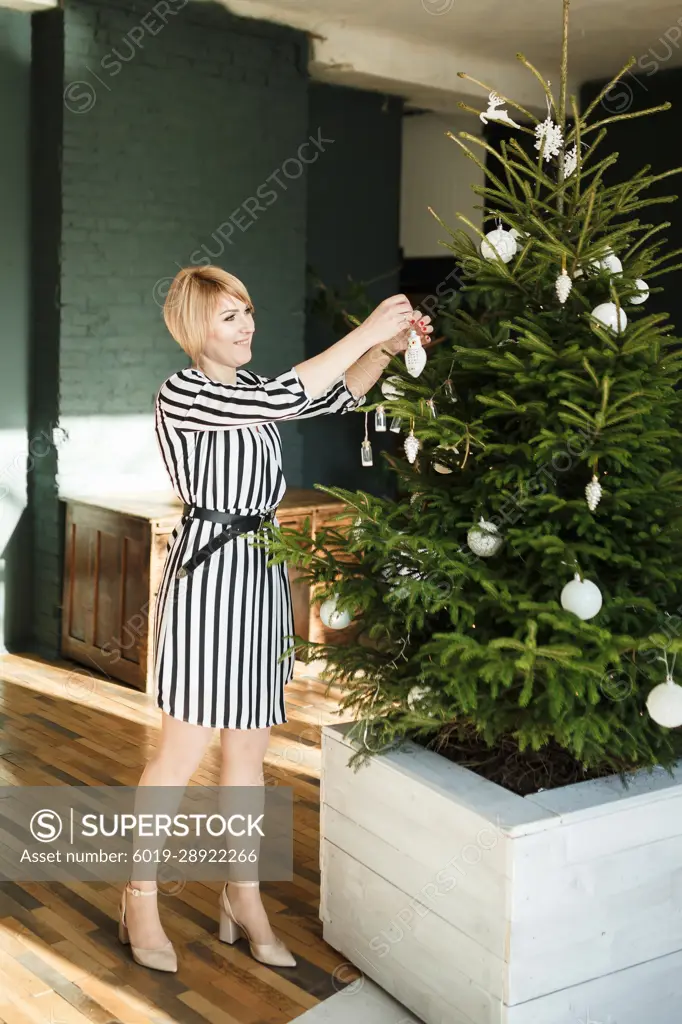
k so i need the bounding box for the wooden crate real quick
[60,489,356,694]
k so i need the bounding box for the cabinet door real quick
[275,513,312,645]
[61,503,150,691]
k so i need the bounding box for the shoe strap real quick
[127,883,158,896]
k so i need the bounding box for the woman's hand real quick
[380,309,434,355]
[359,294,414,348]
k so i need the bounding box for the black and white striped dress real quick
[152,364,365,729]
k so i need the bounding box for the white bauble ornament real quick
[397,546,429,580]
[480,228,517,264]
[595,249,623,276]
[381,375,405,400]
[405,330,427,377]
[467,517,503,558]
[433,443,459,474]
[585,474,602,512]
[630,279,649,305]
[560,573,602,620]
[319,594,352,630]
[646,676,682,728]
[591,302,627,334]
[555,269,572,304]
[407,685,432,710]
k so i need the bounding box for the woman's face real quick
[202,292,255,368]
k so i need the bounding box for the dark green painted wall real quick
[0,10,31,653]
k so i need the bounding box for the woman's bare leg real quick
[124,711,215,949]
[219,726,276,944]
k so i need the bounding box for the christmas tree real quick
[263,0,682,794]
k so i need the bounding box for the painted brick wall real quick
[31,0,312,654]
[0,10,32,652]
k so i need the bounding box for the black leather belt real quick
[176,505,277,580]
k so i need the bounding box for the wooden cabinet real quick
[60,491,356,694]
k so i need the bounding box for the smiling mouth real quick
[234,339,251,346]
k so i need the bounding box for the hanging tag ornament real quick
[404,329,427,377]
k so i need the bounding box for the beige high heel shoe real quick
[218,881,296,967]
[118,881,178,972]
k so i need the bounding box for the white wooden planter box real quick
[320,722,682,1024]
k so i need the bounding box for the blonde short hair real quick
[162,266,253,363]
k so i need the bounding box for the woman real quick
[118,265,432,972]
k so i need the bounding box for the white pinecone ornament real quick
[404,430,420,464]
[585,474,602,512]
[405,330,427,377]
[555,269,572,304]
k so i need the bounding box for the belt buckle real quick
[257,508,274,530]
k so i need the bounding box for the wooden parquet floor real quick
[0,653,361,1024]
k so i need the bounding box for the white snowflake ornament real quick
[480,227,517,264]
[563,144,578,177]
[585,474,602,511]
[404,330,427,377]
[555,269,572,304]
[535,116,563,161]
